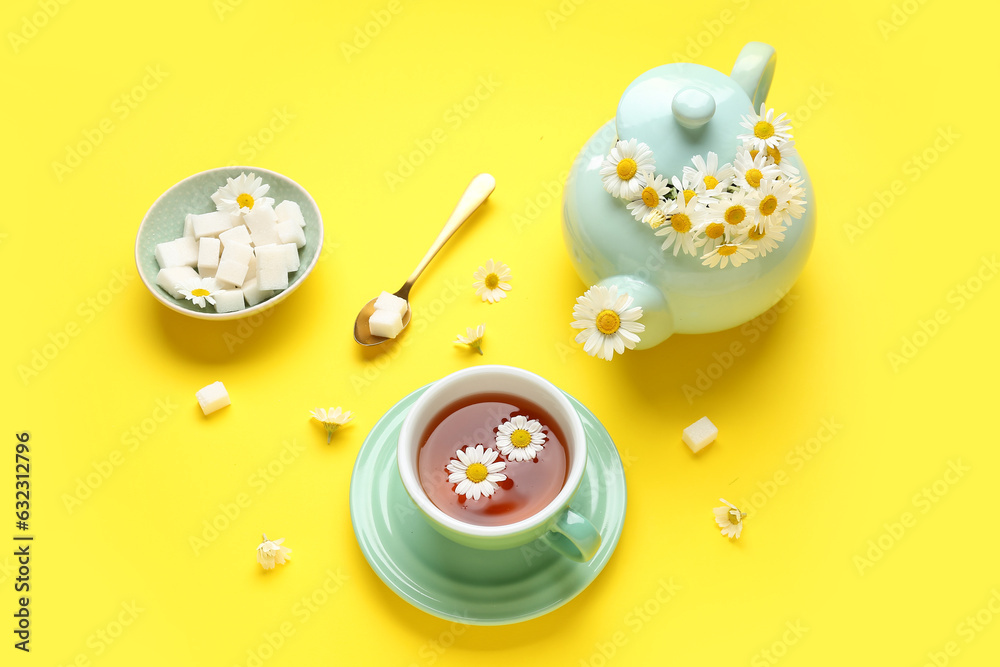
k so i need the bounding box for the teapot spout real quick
[596,275,674,349]
[730,42,776,109]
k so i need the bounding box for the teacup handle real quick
[730,41,776,109]
[543,507,602,562]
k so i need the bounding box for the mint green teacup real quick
[397,365,602,562]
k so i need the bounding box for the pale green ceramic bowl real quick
[134,166,324,321]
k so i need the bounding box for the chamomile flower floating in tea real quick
[600,138,655,199]
[701,241,756,269]
[713,499,746,539]
[178,277,223,308]
[496,415,547,462]
[212,172,273,215]
[446,445,507,500]
[626,171,669,223]
[311,407,353,443]
[738,103,793,151]
[571,284,645,361]
[454,324,486,355]
[256,534,292,570]
[473,259,512,303]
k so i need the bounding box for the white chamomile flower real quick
[256,534,292,570]
[600,139,655,199]
[495,415,547,462]
[782,178,808,224]
[178,277,222,308]
[571,284,645,361]
[645,207,669,230]
[447,445,507,500]
[472,259,512,303]
[762,139,800,179]
[672,175,713,208]
[701,241,756,269]
[748,178,793,231]
[654,195,706,257]
[744,222,786,257]
[311,407,353,443]
[708,189,752,241]
[683,152,735,194]
[738,103,793,151]
[700,220,728,254]
[626,171,669,223]
[455,324,485,355]
[212,172,273,215]
[733,147,781,193]
[713,499,746,539]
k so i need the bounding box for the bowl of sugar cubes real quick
[135,166,323,320]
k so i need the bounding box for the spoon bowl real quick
[353,174,496,346]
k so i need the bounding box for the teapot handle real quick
[730,42,776,109]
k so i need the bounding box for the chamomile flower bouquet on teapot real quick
[564,42,816,360]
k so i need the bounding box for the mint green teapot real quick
[562,42,815,351]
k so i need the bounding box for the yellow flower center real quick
[236,193,255,209]
[510,429,532,449]
[703,175,719,190]
[766,146,782,164]
[616,158,637,180]
[753,121,774,140]
[759,195,778,216]
[745,169,763,188]
[705,222,725,239]
[671,213,692,233]
[465,462,488,483]
[191,288,210,297]
[683,189,697,204]
[484,273,500,289]
[724,205,746,226]
[595,309,621,335]
[718,245,739,256]
[728,508,743,525]
[641,186,659,208]
[747,225,766,241]
[749,149,759,160]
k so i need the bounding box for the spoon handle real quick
[396,173,496,299]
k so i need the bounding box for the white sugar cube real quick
[275,200,305,227]
[276,219,307,248]
[221,242,254,266]
[155,237,198,269]
[213,289,246,313]
[682,416,718,453]
[197,237,221,275]
[241,277,274,307]
[215,260,249,288]
[155,266,199,299]
[369,309,403,339]
[183,214,195,238]
[218,224,252,248]
[374,291,408,318]
[244,203,280,246]
[257,266,288,291]
[247,252,257,278]
[191,211,236,239]
[195,381,230,415]
[279,243,299,272]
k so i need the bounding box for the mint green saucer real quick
[349,385,626,625]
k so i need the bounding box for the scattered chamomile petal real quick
[256,533,292,570]
[311,406,353,443]
[473,259,512,303]
[713,499,746,539]
[455,324,486,355]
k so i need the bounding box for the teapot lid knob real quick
[671,86,715,129]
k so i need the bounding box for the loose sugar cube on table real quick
[195,381,230,415]
[276,219,307,248]
[213,289,246,313]
[682,416,718,453]
[155,237,198,269]
[275,200,305,227]
[369,309,403,339]
[156,266,199,299]
[241,277,274,307]
[197,237,221,275]
[219,224,252,248]
[191,211,236,239]
[374,291,408,318]
[244,203,280,246]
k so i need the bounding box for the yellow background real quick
[3,0,999,664]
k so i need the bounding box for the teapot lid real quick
[615,61,757,179]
